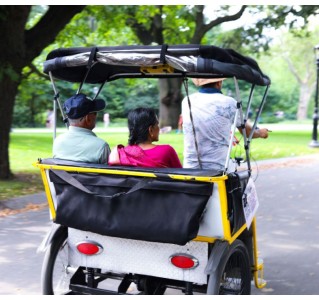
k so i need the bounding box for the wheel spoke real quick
[207,240,251,295]
[52,240,72,294]
[219,250,249,294]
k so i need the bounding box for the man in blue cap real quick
[53,93,111,164]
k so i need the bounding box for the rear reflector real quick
[170,254,199,269]
[76,241,103,255]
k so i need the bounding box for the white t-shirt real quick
[182,91,241,171]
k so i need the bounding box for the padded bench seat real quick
[39,158,223,177]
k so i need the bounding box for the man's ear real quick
[89,113,94,119]
[217,81,223,89]
[83,114,93,127]
[83,114,90,124]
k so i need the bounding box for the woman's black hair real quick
[128,107,158,145]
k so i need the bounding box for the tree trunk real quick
[0,6,84,179]
[297,82,313,120]
[0,78,21,179]
[158,78,183,128]
[0,7,30,179]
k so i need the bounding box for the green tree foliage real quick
[13,72,52,127]
[14,5,319,128]
[236,5,319,53]
[13,5,144,127]
[122,79,159,114]
[14,5,268,128]
[99,78,159,119]
[258,25,319,120]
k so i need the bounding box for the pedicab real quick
[34,44,270,295]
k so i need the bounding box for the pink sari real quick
[117,145,168,168]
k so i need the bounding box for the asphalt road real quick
[0,208,49,295]
[1,154,319,295]
[252,155,319,295]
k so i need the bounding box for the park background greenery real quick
[1,123,317,201]
[1,5,319,199]
[13,6,319,128]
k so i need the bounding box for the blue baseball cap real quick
[64,93,106,119]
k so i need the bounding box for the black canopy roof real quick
[43,44,270,86]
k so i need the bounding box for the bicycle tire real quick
[41,227,73,295]
[207,239,251,295]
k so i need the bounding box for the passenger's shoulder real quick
[159,144,176,151]
[95,136,109,145]
[53,132,67,144]
[223,95,237,103]
[158,144,172,148]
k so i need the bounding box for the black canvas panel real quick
[225,171,247,235]
[50,170,213,245]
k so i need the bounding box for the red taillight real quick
[76,241,103,255]
[170,254,199,269]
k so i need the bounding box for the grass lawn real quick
[1,125,318,201]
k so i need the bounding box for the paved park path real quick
[0,154,319,295]
[252,154,319,295]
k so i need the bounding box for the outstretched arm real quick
[238,124,269,139]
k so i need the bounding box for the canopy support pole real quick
[182,77,202,169]
[92,80,107,100]
[224,107,240,174]
[236,77,251,173]
[245,84,255,122]
[248,85,270,141]
[224,77,250,174]
[49,72,68,141]
[77,47,98,95]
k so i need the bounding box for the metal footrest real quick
[254,258,267,289]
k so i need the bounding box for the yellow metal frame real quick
[38,167,56,220]
[252,217,267,288]
[33,161,266,289]
[140,64,174,74]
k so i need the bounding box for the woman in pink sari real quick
[108,108,182,168]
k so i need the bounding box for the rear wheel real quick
[207,240,251,295]
[41,228,79,294]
